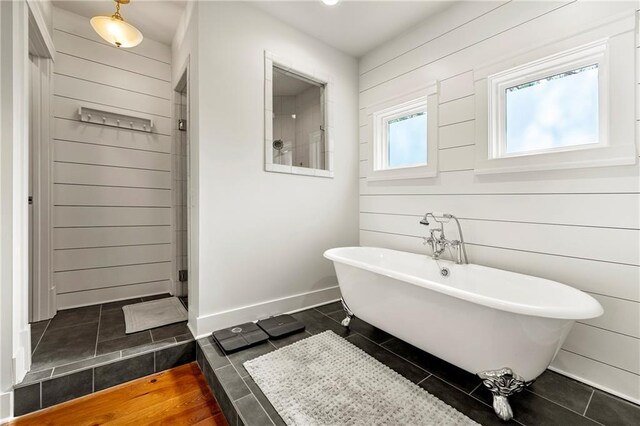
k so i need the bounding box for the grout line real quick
[239,377,277,426]
[522,388,605,425]
[32,319,51,356]
[379,336,396,346]
[583,389,595,416]
[94,305,102,357]
[469,382,483,395]
[318,309,436,378]
[416,374,432,385]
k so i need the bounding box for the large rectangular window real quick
[475,33,637,175]
[504,64,599,155]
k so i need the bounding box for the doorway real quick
[174,69,189,300]
[27,10,55,324]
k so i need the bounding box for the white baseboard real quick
[194,286,341,338]
[548,365,640,406]
[0,391,12,423]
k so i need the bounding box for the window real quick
[368,86,438,180]
[381,104,427,169]
[503,64,600,156]
[475,37,637,174]
[264,51,333,178]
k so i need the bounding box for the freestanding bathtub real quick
[324,246,603,421]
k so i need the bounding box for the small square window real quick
[504,64,599,155]
[368,89,438,181]
[386,112,427,168]
[372,97,429,172]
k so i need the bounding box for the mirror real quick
[264,52,332,177]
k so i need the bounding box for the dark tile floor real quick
[25,294,189,383]
[201,301,640,426]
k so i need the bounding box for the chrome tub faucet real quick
[419,212,468,265]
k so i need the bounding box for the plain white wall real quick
[358,0,639,403]
[191,1,359,335]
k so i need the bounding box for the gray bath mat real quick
[123,297,187,333]
[244,331,478,426]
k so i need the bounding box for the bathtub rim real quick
[324,246,603,321]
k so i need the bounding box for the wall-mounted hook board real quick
[78,105,154,133]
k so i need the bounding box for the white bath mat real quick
[244,331,478,426]
[123,297,187,333]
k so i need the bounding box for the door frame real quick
[27,0,55,322]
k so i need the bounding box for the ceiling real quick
[248,1,454,57]
[53,0,187,46]
[52,1,453,56]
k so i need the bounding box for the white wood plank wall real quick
[358,1,640,403]
[52,8,173,308]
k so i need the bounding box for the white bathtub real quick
[324,247,603,419]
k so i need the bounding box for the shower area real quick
[16,70,193,416]
[272,67,325,169]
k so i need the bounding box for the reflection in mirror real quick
[272,66,327,170]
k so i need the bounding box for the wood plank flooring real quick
[4,363,227,426]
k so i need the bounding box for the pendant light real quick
[90,0,143,48]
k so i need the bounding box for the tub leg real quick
[340,298,354,328]
[478,367,532,421]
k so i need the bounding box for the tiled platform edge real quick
[197,337,283,426]
[13,338,196,417]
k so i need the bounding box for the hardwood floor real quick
[4,363,227,426]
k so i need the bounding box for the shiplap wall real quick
[358,1,640,403]
[52,8,173,308]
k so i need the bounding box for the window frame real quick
[474,36,637,174]
[367,85,438,181]
[264,50,334,178]
[489,42,608,160]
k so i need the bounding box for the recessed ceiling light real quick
[322,0,340,6]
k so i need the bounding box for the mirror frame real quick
[264,50,334,178]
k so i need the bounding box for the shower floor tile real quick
[25,293,191,382]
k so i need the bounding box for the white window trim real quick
[474,37,637,174]
[366,85,438,181]
[264,50,334,178]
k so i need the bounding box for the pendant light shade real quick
[91,0,143,48]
